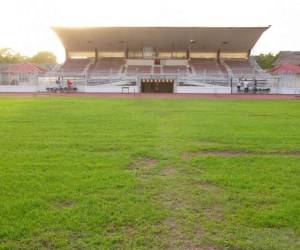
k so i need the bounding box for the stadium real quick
[1,26,299,95]
[1,0,300,247]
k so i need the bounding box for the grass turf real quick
[0,97,299,249]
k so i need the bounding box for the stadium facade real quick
[0,26,299,94]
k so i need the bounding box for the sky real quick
[0,0,299,63]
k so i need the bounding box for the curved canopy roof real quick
[53,27,270,53]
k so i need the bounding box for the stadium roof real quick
[53,27,270,53]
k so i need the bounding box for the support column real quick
[186,48,190,59]
[217,49,221,63]
[65,49,69,60]
[247,49,251,59]
[95,48,98,63]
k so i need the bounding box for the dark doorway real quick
[141,79,174,93]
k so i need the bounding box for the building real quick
[52,26,272,93]
[271,53,300,92]
[0,63,47,86]
[273,51,300,66]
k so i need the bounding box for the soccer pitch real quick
[0,97,299,249]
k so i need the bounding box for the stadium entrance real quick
[141,79,174,93]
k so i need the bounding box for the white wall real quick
[85,86,139,93]
[0,84,139,93]
[270,87,300,95]
[0,86,38,92]
[277,74,300,88]
[1,85,299,95]
[176,86,231,94]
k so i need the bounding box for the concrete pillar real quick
[95,49,98,62]
[65,49,69,60]
[247,49,251,59]
[217,49,221,63]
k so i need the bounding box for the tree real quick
[30,51,57,64]
[255,53,279,70]
[0,49,57,64]
[0,48,28,63]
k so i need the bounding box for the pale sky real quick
[0,0,299,63]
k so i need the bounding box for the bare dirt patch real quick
[182,150,300,160]
[182,150,249,160]
[201,150,250,156]
[182,152,194,161]
[160,167,177,177]
[53,200,75,209]
[164,217,216,250]
[199,182,222,193]
[159,192,188,210]
[279,151,300,156]
[129,157,157,170]
[205,205,224,222]
[129,157,158,178]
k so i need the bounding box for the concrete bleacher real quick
[153,67,161,74]
[162,65,188,74]
[88,58,124,74]
[190,59,225,75]
[224,59,259,76]
[56,57,268,80]
[126,65,152,74]
[60,58,90,73]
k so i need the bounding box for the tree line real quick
[0,48,57,64]
[255,53,279,70]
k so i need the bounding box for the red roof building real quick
[271,64,300,74]
[0,63,47,74]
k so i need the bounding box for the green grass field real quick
[0,97,299,250]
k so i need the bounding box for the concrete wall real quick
[0,86,38,92]
[85,86,139,93]
[1,85,299,95]
[176,86,231,94]
[271,87,300,95]
[277,74,300,88]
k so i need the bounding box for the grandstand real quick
[127,65,152,74]
[190,58,225,75]
[223,59,259,76]
[2,26,289,93]
[50,27,273,93]
[59,58,90,73]
[88,58,125,74]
